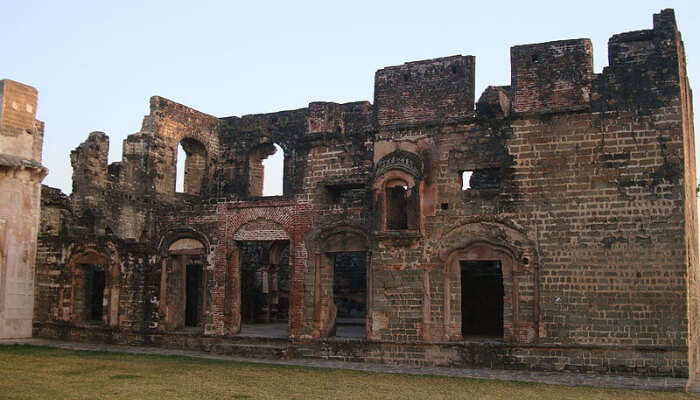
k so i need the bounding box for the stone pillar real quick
[0,79,47,338]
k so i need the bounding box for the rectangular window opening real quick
[461,168,500,191]
[325,183,365,206]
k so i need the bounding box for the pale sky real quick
[2,1,698,194]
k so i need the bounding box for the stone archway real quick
[228,218,291,336]
[67,244,121,327]
[437,221,539,343]
[309,226,371,338]
[217,201,311,338]
[445,242,515,341]
[159,231,210,332]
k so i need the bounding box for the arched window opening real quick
[385,179,409,230]
[175,138,207,195]
[248,143,284,197]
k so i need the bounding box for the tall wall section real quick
[0,80,46,338]
[505,9,695,376]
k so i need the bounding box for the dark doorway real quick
[185,263,203,327]
[85,266,105,322]
[240,241,290,325]
[241,242,266,324]
[460,260,503,337]
[333,252,366,337]
[273,245,290,322]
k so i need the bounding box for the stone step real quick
[210,342,292,359]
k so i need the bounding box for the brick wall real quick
[31,8,699,387]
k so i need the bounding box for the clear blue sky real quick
[2,0,698,194]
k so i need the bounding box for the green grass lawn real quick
[0,345,696,400]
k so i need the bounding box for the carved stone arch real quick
[437,222,540,344]
[158,227,211,255]
[437,221,538,270]
[374,149,423,179]
[310,224,373,253]
[158,228,211,332]
[66,243,120,327]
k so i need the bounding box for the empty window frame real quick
[176,138,207,195]
[461,168,500,191]
[248,143,284,197]
[385,181,409,230]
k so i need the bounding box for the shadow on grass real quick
[110,374,143,380]
[59,365,110,376]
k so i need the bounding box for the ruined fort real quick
[1,8,698,391]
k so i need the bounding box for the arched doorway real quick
[437,222,539,344]
[445,242,516,342]
[239,240,289,324]
[313,228,370,338]
[231,218,291,337]
[162,237,208,331]
[68,248,120,327]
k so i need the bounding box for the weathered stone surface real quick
[28,8,700,392]
[0,79,46,339]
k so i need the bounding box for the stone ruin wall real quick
[29,8,700,387]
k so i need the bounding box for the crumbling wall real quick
[31,8,698,385]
